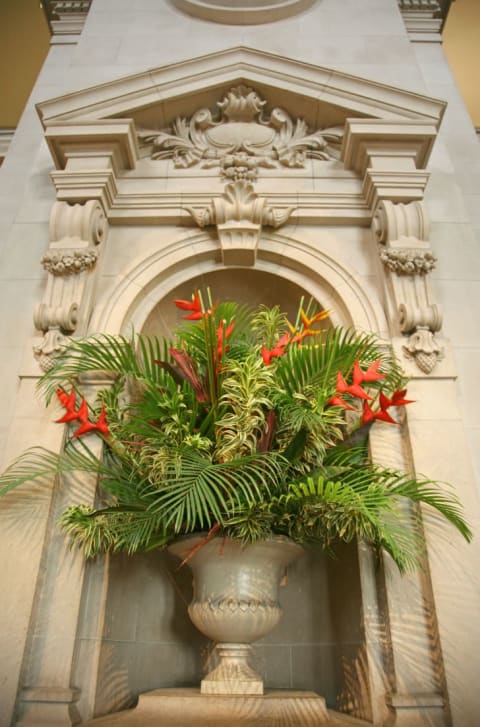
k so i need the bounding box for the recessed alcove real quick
[72,266,368,719]
[141,268,330,339]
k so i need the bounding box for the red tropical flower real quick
[72,404,110,438]
[174,292,203,320]
[380,389,414,409]
[261,333,290,366]
[55,388,81,423]
[361,401,397,425]
[353,358,385,385]
[327,395,355,411]
[336,371,371,401]
[216,320,235,359]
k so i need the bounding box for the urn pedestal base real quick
[201,643,263,694]
[82,688,370,726]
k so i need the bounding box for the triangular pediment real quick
[36,47,446,179]
[37,46,445,130]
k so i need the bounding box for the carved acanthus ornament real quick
[372,199,443,374]
[33,200,107,371]
[186,180,295,265]
[139,85,342,178]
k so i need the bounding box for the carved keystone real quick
[186,181,295,266]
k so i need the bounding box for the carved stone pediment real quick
[138,85,343,178]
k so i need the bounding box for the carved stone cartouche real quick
[138,85,343,177]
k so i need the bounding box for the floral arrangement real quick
[0,291,471,570]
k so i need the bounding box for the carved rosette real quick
[373,199,443,374]
[186,180,295,266]
[33,200,107,371]
[138,85,343,179]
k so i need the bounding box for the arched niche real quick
[91,230,387,340]
[80,241,380,719]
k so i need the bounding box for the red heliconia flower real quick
[55,388,82,423]
[216,320,235,359]
[56,388,75,408]
[380,389,414,409]
[327,395,355,411]
[353,358,385,385]
[174,292,203,320]
[336,371,371,401]
[361,401,397,425]
[72,404,110,439]
[94,405,110,436]
[261,333,290,366]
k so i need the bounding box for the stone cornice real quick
[0,128,15,163]
[342,119,438,176]
[107,190,370,227]
[44,120,139,171]
[397,0,451,41]
[42,0,92,40]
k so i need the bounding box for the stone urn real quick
[168,534,303,695]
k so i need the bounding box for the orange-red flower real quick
[300,308,330,329]
[361,401,397,425]
[216,320,235,359]
[327,395,355,411]
[72,404,110,438]
[261,333,290,365]
[55,388,81,423]
[336,371,372,401]
[174,292,203,320]
[56,389,110,438]
[353,358,385,385]
[361,387,413,425]
[380,389,414,409]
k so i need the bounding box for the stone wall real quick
[0,1,479,725]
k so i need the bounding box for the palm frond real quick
[146,449,283,533]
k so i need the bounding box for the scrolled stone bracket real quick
[372,199,444,374]
[185,180,295,266]
[33,199,108,371]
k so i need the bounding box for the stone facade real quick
[0,1,479,726]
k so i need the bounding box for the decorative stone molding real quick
[173,0,316,25]
[379,248,436,275]
[186,180,295,265]
[139,84,342,178]
[33,200,107,371]
[343,120,437,207]
[42,0,92,39]
[372,198,430,244]
[372,200,443,374]
[0,128,15,165]
[397,0,444,41]
[41,249,98,275]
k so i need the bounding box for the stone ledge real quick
[82,688,369,726]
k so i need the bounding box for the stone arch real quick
[90,229,387,337]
